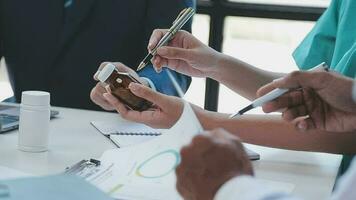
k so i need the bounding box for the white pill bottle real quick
[18,91,50,152]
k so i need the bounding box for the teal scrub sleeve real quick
[293,0,340,70]
[334,43,356,77]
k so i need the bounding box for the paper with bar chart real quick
[86,101,203,200]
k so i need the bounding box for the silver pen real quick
[136,7,195,71]
[230,62,329,118]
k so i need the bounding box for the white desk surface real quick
[0,107,341,200]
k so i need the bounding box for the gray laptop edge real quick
[0,102,59,133]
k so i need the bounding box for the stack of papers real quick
[84,101,203,199]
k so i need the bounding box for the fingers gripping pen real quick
[136,8,195,71]
[229,62,329,118]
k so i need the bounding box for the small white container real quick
[18,91,50,152]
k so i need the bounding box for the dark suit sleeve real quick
[137,0,195,96]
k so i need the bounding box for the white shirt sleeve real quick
[141,77,157,91]
[331,159,356,200]
[215,158,356,200]
[214,176,299,200]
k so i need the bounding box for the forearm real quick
[210,53,284,100]
[195,108,356,154]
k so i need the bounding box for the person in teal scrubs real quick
[294,0,356,175]
[294,0,356,76]
[96,0,356,176]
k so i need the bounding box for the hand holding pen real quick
[147,29,220,76]
[137,7,195,71]
[229,62,329,118]
[256,66,356,132]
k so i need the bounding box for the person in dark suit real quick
[0,0,193,110]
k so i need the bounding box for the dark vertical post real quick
[204,0,226,111]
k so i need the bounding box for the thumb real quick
[256,81,280,97]
[272,71,307,89]
[156,46,193,61]
[272,70,330,90]
[257,71,314,97]
[128,83,168,108]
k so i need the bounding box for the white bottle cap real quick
[97,63,116,83]
[21,91,50,106]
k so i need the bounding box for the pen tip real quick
[136,63,145,71]
[229,112,241,119]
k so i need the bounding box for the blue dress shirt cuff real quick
[137,65,191,97]
[140,77,157,91]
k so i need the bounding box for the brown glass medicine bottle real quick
[97,63,153,111]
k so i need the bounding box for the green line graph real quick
[135,149,180,179]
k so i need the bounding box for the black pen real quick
[136,7,195,71]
